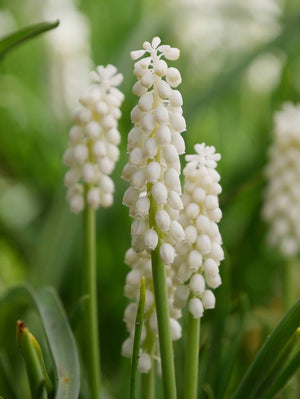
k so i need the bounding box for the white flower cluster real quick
[263,103,300,258]
[173,144,224,319]
[121,248,182,373]
[63,65,124,213]
[121,37,186,373]
[122,36,186,260]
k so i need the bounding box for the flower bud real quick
[189,298,204,319]
[160,243,175,264]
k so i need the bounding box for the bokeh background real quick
[1,0,300,397]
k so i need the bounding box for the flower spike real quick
[63,65,124,213]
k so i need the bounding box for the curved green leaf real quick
[255,327,300,398]
[264,349,300,399]
[0,284,80,399]
[0,20,59,58]
[232,298,300,399]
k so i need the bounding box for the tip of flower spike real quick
[90,64,123,87]
[185,143,221,169]
[152,36,161,49]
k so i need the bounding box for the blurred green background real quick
[1,0,300,397]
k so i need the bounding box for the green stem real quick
[148,184,177,399]
[184,312,200,399]
[141,366,155,399]
[151,246,177,399]
[140,330,156,399]
[84,201,101,398]
[130,277,146,399]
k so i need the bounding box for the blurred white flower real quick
[42,0,92,114]
[263,103,300,258]
[169,0,282,75]
[63,65,123,213]
[246,53,284,93]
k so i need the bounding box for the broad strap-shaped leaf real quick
[0,20,59,58]
[232,298,300,399]
[0,284,80,399]
[33,287,80,399]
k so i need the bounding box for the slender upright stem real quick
[151,246,177,399]
[130,277,146,399]
[184,313,200,399]
[140,329,156,399]
[141,365,155,399]
[148,184,177,399]
[84,201,101,398]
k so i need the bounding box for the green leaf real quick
[35,287,80,398]
[0,352,18,399]
[264,348,300,399]
[232,298,300,399]
[0,20,59,58]
[130,276,146,399]
[0,284,80,399]
[255,327,300,398]
[69,294,90,331]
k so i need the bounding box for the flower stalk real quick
[184,313,200,399]
[130,277,146,399]
[149,194,177,399]
[83,200,101,398]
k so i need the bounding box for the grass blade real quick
[264,349,300,399]
[232,298,300,399]
[0,20,59,58]
[130,276,146,399]
[255,327,300,398]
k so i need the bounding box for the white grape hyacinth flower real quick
[121,37,185,372]
[173,143,224,319]
[263,103,300,258]
[123,36,185,260]
[63,65,124,213]
[121,247,182,372]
